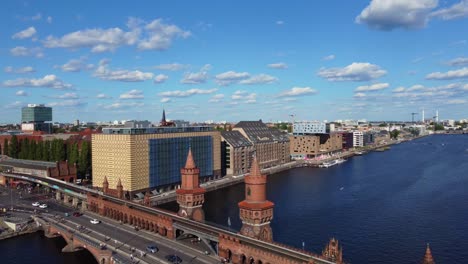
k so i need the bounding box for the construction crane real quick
[411,112,418,123]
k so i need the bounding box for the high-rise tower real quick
[176,148,206,222]
[422,108,425,123]
[238,156,274,242]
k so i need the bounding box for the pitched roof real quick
[221,131,252,148]
[235,121,289,143]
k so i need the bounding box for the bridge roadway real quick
[2,172,334,264]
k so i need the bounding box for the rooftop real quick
[102,126,214,135]
[235,121,289,143]
[221,131,253,148]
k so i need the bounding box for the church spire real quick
[184,147,196,169]
[161,108,166,123]
[421,243,435,264]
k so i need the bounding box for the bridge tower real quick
[116,178,124,199]
[238,156,274,242]
[102,176,109,194]
[176,148,206,222]
[421,243,435,264]
[322,238,343,264]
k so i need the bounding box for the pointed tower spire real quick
[184,148,196,169]
[102,176,109,194]
[249,155,262,177]
[117,178,122,188]
[322,238,344,264]
[161,108,166,123]
[421,243,435,264]
[116,178,124,199]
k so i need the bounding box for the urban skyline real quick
[1,0,468,123]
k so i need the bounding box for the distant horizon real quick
[1,1,467,122]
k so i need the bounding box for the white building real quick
[353,131,364,147]
[293,121,326,134]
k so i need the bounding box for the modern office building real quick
[341,132,354,150]
[221,131,254,176]
[124,120,151,128]
[293,121,326,135]
[233,121,290,169]
[363,132,375,146]
[289,133,342,159]
[21,104,53,133]
[92,126,221,195]
[353,131,364,147]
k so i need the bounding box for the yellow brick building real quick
[92,127,221,194]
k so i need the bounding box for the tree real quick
[390,129,400,139]
[3,138,8,156]
[379,123,388,127]
[35,141,43,160]
[43,140,51,161]
[9,135,18,158]
[28,140,36,160]
[434,124,444,131]
[52,139,66,161]
[19,138,29,159]
[69,142,79,166]
[279,123,288,130]
[78,141,90,176]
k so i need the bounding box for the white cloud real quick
[268,63,288,69]
[355,82,389,92]
[393,87,406,93]
[181,64,210,84]
[354,92,367,98]
[94,60,154,82]
[12,27,37,39]
[231,90,257,103]
[137,18,191,50]
[215,71,250,85]
[102,102,144,110]
[31,13,42,20]
[158,88,217,97]
[15,90,28,96]
[431,0,468,20]
[4,66,35,74]
[318,62,387,82]
[209,94,224,103]
[58,58,93,72]
[2,75,72,89]
[47,16,53,23]
[239,74,278,85]
[160,98,171,103]
[154,63,188,71]
[356,0,438,30]
[276,21,284,25]
[10,46,44,58]
[280,87,318,97]
[4,101,23,109]
[153,74,169,84]
[407,84,425,91]
[46,100,86,107]
[322,54,336,61]
[96,93,112,99]
[446,99,466,104]
[446,57,468,67]
[49,92,79,99]
[120,89,144,99]
[426,67,468,80]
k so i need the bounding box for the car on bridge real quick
[32,202,40,207]
[72,212,82,217]
[39,204,48,208]
[165,254,182,263]
[146,245,158,253]
[90,219,101,224]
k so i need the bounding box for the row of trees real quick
[2,135,90,176]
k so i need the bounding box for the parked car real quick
[146,245,158,253]
[90,219,101,224]
[72,212,82,217]
[39,204,48,209]
[32,202,40,207]
[165,254,182,263]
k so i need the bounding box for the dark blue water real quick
[0,231,97,263]
[178,135,468,264]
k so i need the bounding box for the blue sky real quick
[1,0,467,123]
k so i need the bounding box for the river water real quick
[2,135,467,263]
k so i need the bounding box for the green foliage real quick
[51,139,66,161]
[379,123,388,127]
[53,127,66,133]
[3,138,8,156]
[19,138,29,159]
[78,141,90,176]
[408,128,420,136]
[35,141,43,160]
[9,135,19,158]
[70,126,80,132]
[434,123,444,131]
[279,123,288,130]
[390,129,400,139]
[27,141,36,160]
[69,143,79,165]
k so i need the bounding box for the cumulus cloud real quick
[276,21,285,25]
[2,75,72,89]
[137,18,191,50]
[12,27,37,39]
[231,90,257,103]
[355,83,389,92]
[31,13,42,20]
[318,62,387,82]
[4,101,23,109]
[47,16,53,23]
[354,92,367,98]
[209,94,224,103]
[47,100,86,107]
[153,74,169,84]
[15,90,28,96]
[181,64,210,84]
[57,57,93,72]
[102,102,144,110]
[267,62,288,69]
[158,88,217,97]
[120,89,144,99]
[447,99,466,104]
[4,66,35,74]
[393,87,406,93]
[356,0,438,30]
[431,0,468,20]
[322,54,336,61]
[280,87,318,97]
[425,67,468,80]
[154,63,189,71]
[96,93,112,99]
[239,74,278,85]
[446,57,468,67]
[94,59,154,82]
[48,92,79,99]
[215,71,250,85]
[10,46,44,58]
[160,98,171,103]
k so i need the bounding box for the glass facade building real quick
[149,136,213,188]
[21,105,52,123]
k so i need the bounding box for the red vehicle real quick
[72,212,82,217]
